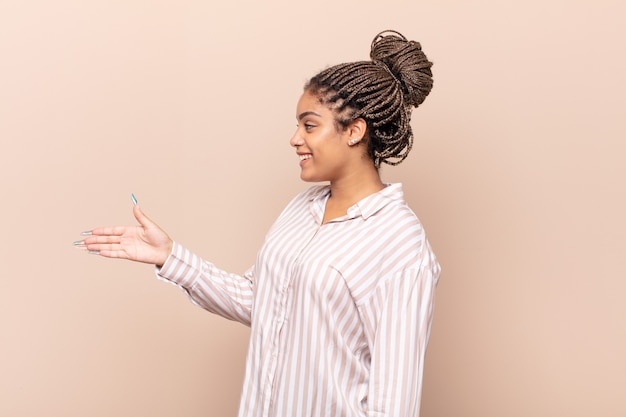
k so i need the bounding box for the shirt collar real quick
[309,183,405,222]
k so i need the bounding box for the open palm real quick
[79,203,173,267]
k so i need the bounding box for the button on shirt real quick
[156,183,440,417]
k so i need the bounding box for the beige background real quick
[1,0,625,416]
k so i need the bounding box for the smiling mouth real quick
[299,154,312,161]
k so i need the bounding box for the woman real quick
[76,30,440,417]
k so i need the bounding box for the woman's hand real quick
[75,198,173,267]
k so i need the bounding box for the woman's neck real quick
[328,167,385,206]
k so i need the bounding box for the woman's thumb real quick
[131,194,154,227]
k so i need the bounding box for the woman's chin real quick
[300,173,323,183]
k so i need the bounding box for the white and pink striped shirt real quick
[157,183,440,417]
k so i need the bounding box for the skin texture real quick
[78,90,386,262]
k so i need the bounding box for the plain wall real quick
[1,0,624,416]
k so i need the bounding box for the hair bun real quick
[370,30,433,108]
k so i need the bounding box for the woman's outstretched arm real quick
[75,195,254,324]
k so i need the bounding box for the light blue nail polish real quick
[73,240,85,246]
[88,250,100,255]
[81,231,93,236]
[131,193,138,206]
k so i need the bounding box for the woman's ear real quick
[346,118,367,146]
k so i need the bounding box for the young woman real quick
[76,30,440,417]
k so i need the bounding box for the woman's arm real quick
[365,264,439,417]
[157,242,254,325]
[76,197,254,325]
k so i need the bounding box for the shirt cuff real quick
[154,241,197,288]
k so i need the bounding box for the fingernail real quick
[73,240,85,246]
[131,193,138,206]
[81,231,93,236]
[88,250,100,255]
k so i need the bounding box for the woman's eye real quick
[296,122,315,132]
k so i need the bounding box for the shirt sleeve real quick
[155,242,255,326]
[364,258,440,417]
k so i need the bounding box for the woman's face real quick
[290,91,354,183]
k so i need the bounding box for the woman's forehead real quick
[296,91,329,117]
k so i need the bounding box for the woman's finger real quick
[84,240,139,259]
[132,204,157,229]
[84,241,122,251]
[89,226,127,236]
[82,235,123,245]
[95,247,131,259]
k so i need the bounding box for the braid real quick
[305,30,433,167]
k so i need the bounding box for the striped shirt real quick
[157,183,440,417]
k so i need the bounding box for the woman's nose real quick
[289,129,303,147]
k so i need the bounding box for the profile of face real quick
[290,90,366,183]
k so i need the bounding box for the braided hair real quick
[305,30,433,167]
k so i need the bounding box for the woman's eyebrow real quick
[297,111,321,120]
